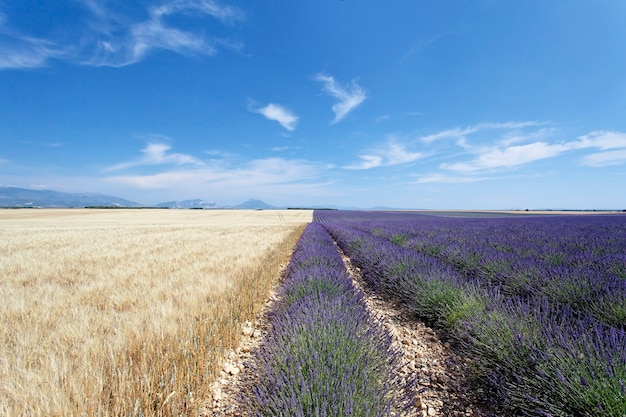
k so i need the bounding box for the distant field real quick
[0,209,311,416]
[413,210,622,218]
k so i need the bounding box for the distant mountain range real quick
[0,187,280,210]
[0,186,143,208]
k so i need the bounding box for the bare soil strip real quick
[208,233,489,417]
[340,252,486,417]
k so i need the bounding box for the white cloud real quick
[204,149,238,158]
[118,1,243,64]
[105,142,204,171]
[106,157,322,190]
[414,173,491,184]
[405,123,626,188]
[1,0,243,69]
[253,103,298,131]
[577,131,626,150]
[435,128,626,173]
[345,141,422,170]
[346,155,383,170]
[0,8,68,69]
[582,149,626,167]
[161,0,243,23]
[315,74,366,124]
[100,142,327,201]
[420,121,545,144]
[88,0,242,66]
[442,142,572,172]
[0,35,71,69]
[576,130,626,167]
[129,18,213,63]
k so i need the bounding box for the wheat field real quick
[0,208,311,416]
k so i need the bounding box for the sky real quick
[1,0,626,209]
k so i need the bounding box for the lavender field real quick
[244,222,411,416]
[313,211,626,416]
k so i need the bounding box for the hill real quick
[233,199,277,209]
[0,187,142,208]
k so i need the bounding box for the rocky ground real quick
[204,248,493,417]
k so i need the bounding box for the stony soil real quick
[204,247,492,417]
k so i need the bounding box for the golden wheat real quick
[0,209,311,416]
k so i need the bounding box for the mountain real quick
[0,187,142,208]
[155,199,217,209]
[233,199,277,209]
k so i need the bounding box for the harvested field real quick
[0,209,311,417]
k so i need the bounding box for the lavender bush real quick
[323,222,487,331]
[460,298,626,416]
[246,223,410,416]
[317,211,626,416]
[329,212,626,328]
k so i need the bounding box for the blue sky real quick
[1,0,625,209]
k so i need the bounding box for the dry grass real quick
[0,209,311,416]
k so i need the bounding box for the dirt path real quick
[340,251,485,417]
[205,243,489,417]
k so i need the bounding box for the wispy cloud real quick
[577,130,626,150]
[87,0,244,66]
[204,149,238,159]
[102,141,327,196]
[414,173,492,184]
[420,121,546,144]
[0,0,244,69]
[345,140,422,170]
[315,74,366,124]
[414,125,626,183]
[106,157,322,190]
[582,149,626,167]
[439,128,626,173]
[579,131,626,167]
[0,24,71,69]
[104,142,204,172]
[442,141,572,172]
[252,103,298,131]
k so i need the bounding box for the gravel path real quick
[205,244,492,417]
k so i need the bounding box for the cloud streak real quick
[440,129,626,173]
[253,103,298,131]
[106,157,322,190]
[0,0,244,69]
[315,74,366,124]
[420,121,547,145]
[442,142,572,172]
[104,142,204,172]
[578,131,626,167]
[414,173,492,184]
[87,0,244,66]
[411,125,626,184]
[345,140,422,170]
[0,14,72,70]
[102,141,326,195]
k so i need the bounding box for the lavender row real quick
[319,213,626,416]
[319,211,626,328]
[245,223,410,416]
